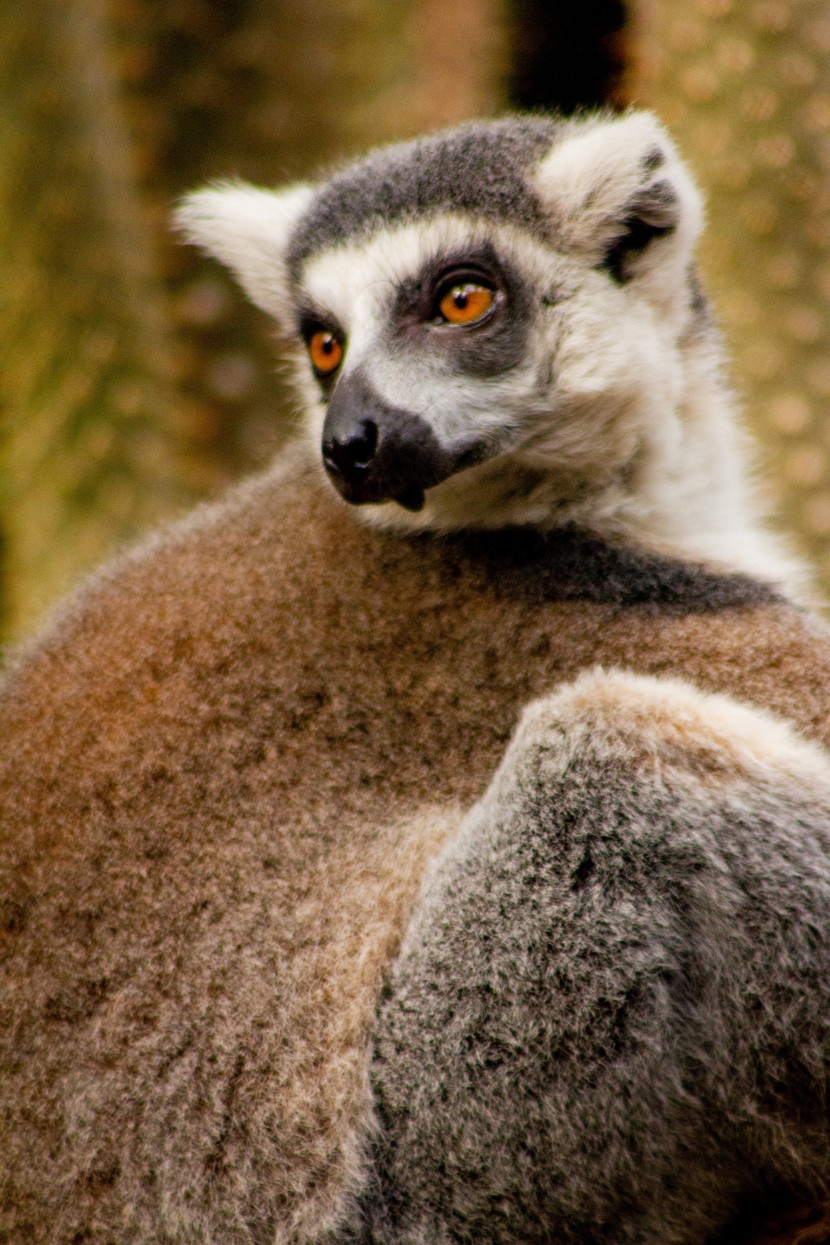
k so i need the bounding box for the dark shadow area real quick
[507,0,628,113]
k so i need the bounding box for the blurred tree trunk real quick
[0,0,509,643]
[506,0,627,111]
[0,0,185,640]
[630,0,830,594]
[108,0,508,488]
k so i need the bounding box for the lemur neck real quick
[627,343,808,596]
[356,363,808,599]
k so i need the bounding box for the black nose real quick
[320,370,471,510]
[322,418,379,480]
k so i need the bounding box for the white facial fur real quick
[177,113,806,591]
[297,214,693,533]
[533,111,704,318]
[175,180,315,324]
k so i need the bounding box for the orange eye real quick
[308,330,344,375]
[438,283,495,325]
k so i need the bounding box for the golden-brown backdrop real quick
[1,0,828,641]
[633,0,830,590]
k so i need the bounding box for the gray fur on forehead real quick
[286,115,565,278]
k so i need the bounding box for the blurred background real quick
[1,0,829,642]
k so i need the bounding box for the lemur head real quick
[177,112,710,532]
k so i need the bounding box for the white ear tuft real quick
[173,180,315,322]
[533,112,704,286]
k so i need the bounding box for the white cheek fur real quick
[194,126,803,596]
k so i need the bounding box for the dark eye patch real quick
[394,246,497,321]
[295,302,348,395]
[391,241,534,378]
[296,302,346,344]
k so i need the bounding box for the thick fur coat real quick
[3,111,830,1244]
[4,457,830,1243]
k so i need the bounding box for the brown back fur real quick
[3,447,830,1243]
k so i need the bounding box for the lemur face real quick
[177,112,706,529]
[297,219,546,512]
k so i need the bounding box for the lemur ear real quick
[533,112,703,286]
[174,181,315,323]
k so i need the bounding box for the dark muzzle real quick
[322,371,480,512]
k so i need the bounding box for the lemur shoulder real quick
[2,111,830,1245]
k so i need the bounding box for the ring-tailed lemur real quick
[2,111,830,1245]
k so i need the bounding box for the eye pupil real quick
[438,281,495,325]
[309,329,344,375]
